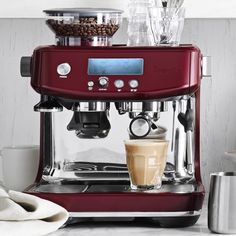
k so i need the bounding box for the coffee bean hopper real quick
[20,8,211,227]
[45,8,121,47]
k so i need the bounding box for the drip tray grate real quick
[29,182,198,194]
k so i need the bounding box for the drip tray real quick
[32,184,88,193]
[64,162,175,173]
[86,183,197,193]
[29,182,198,194]
[64,162,130,173]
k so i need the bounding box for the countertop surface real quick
[48,206,230,236]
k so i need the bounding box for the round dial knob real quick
[57,63,71,76]
[129,80,139,89]
[98,77,109,88]
[114,80,124,89]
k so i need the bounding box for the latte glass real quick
[124,140,169,190]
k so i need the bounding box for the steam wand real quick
[178,99,194,174]
[171,101,176,151]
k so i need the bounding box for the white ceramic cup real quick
[0,145,39,191]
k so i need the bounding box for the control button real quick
[129,80,139,89]
[98,77,109,88]
[57,63,71,76]
[114,80,124,89]
[88,81,94,87]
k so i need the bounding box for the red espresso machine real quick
[20,8,210,227]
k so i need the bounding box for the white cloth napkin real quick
[0,182,69,236]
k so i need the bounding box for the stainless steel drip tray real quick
[31,184,88,193]
[29,182,198,194]
[87,183,197,193]
[60,162,175,181]
[64,162,128,173]
[64,161,175,174]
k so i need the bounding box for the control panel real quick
[56,62,140,92]
[31,45,201,100]
[86,77,139,91]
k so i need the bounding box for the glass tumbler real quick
[127,0,154,46]
[127,15,153,46]
[124,140,169,191]
[148,7,185,46]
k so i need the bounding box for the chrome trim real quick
[98,77,109,87]
[202,56,212,78]
[42,162,175,182]
[186,130,194,174]
[129,102,163,112]
[42,112,56,177]
[161,101,168,112]
[29,181,198,193]
[40,97,196,185]
[60,96,185,104]
[171,101,176,151]
[129,115,151,137]
[174,98,195,181]
[51,114,56,173]
[57,63,71,76]
[69,210,201,218]
[116,101,168,119]
[174,100,187,178]
[56,36,113,47]
[186,96,195,175]
[73,102,110,112]
[35,108,62,113]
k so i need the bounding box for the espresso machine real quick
[20,8,211,227]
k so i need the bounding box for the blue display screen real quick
[88,58,144,75]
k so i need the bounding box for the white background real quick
[1,0,236,18]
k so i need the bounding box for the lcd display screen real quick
[88,58,144,75]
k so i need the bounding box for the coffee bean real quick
[46,16,119,37]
